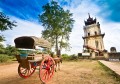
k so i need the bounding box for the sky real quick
[0,0,120,55]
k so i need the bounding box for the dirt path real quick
[0,63,19,84]
[99,60,120,75]
[0,60,119,84]
[0,62,43,84]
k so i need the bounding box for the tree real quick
[39,1,74,57]
[5,44,18,56]
[0,12,16,42]
[0,43,5,54]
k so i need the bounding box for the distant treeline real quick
[0,44,18,56]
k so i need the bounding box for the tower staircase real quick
[83,45,105,60]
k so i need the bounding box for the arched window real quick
[88,33,90,36]
[95,31,97,35]
[95,41,98,49]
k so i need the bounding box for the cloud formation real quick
[1,0,120,55]
[58,0,120,54]
[0,0,48,22]
[93,0,120,22]
[1,17,44,46]
[60,0,101,54]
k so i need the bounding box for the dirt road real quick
[0,62,43,84]
[0,60,119,84]
[0,63,19,84]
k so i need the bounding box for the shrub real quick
[62,54,71,61]
[69,54,78,60]
[62,54,78,61]
[0,54,9,63]
[0,48,5,54]
[5,45,19,56]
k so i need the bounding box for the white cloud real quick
[61,0,101,55]
[2,0,120,55]
[100,21,120,52]
[61,0,120,54]
[1,17,43,46]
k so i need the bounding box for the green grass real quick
[48,60,120,84]
[98,61,120,82]
[62,55,78,61]
[0,54,16,63]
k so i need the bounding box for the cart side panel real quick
[15,55,30,69]
[20,59,30,69]
[15,55,21,63]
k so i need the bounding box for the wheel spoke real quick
[42,70,47,80]
[39,56,55,83]
[29,69,31,74]
[44,71,48,80]
[25,70,28,76]
[27,70,30,76]
[49,67,54,78]
[22,69,27,74]
[18,64,36,78]
[46,71,50,80]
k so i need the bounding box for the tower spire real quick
[88,13,91,18]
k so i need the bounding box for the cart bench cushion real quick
[28,59,41,62]
[28,55,43,62]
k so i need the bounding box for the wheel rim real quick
[18,64,36,78]
[39,56,55,83]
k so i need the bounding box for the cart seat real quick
[28,59,41,62]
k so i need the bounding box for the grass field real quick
[0,60,120,84]
[48,60,120,84]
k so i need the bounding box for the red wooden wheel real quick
[39,56,55,83]
[18,64,36,78]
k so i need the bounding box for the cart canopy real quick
[14,36,51,49]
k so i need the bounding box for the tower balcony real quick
[82,33,105,39]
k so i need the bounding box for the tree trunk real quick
[60,35,63,51]
[55,36,59,57]
[59,35,63,58]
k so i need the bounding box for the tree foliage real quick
[0,12,16,42]
[0,12,16,31]
[0,44,18,56]
[5,44,18,56]
[39,1,74,56]
[0,43,5,54]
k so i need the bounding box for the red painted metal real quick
[18,64,36,78]
[39,56,55,83]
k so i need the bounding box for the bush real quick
[62,54,78,61]
[69,54,78,60]
[5,45,19,56]
[0,48,5,54]
[0,54,15,63]
[62,54,71,61]
[0,54,9,63]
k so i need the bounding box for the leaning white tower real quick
[82,14,105,54]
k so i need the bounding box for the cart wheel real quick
[39,56,55,83]
[18,64,36,78]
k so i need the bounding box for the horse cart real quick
[14,36,55,83]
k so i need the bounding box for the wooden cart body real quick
[14,36,55,83]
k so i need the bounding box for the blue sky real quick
[0,0,120,54]
[0,0,49,22]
